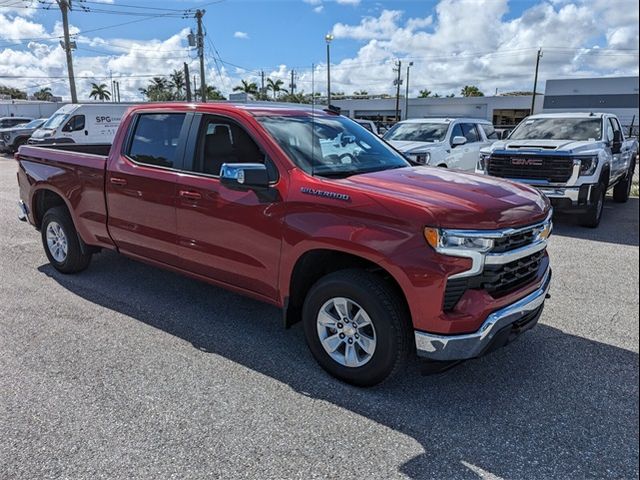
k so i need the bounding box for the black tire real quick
[613,157,636,203]
[580,181,606,228]
[302,269,412,387]
[12,137,28,153]
[41,206,92,273]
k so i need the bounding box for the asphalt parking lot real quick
[1,154,638,480]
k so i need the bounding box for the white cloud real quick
[233,31,249,40]
[336,0,361,4]
[314,5,324,13]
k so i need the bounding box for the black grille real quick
[442,251,545,311]
[487,154,574,183]
[492,230,536,253]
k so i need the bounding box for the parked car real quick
[383,118,499,170]
[354,119,379,135]
[0,116,32,129]
[28,103,133,146]
[0,118,47,153]
[477,112,638,228]
[16,103,552,386]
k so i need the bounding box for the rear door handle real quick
[110,177,127,186]
[179,190,202,200]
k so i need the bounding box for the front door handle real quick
[179,190,202,200]
[110,177,127,186]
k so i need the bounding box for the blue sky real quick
[1,0,638,100]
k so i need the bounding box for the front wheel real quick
[580,182,606,228]
[41,206,92,273]
[302,269,412,387]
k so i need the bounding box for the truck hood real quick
[388,140,442,153]
[344,167,549,229]
[491,138,603,155]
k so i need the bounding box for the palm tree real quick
[33,87,53,101]
[233,79,259,95]
[140,77,173,102]
[170,69,185,99]
[266,78,287,99]
[418,89,432,98]
[460,85,484,97]
[205,85,226,100]
[89,83,111,101]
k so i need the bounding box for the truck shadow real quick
[551,196,639,246]
[37,254,639,479]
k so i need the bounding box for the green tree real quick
[205,85,226,100]
[266,78,287,99]
[446,93,455,98]
[0,85,27,100]
[233,79,259,95]
[89,83,111,101]
[169,69,185,99]
[139,77,173,101]
[418,89,433,98]
[460,85,484,97]
[353,90,368,97]
[33,87,53,101]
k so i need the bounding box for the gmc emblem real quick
[511,158,544,166]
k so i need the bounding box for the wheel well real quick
[33,189,67,229]
[600,167,610,190]
[284,249,410,328]
[437,163,448,168]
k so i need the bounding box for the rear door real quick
[174,113,283,300]
[106,112,191,266]
[606,116,628,180]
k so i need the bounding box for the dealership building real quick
[333,76,639,130]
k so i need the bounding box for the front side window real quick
[461,123,480,143]
[260,115,409,178]
[383,122,449,143]
[510,117,603,141]
[128,113,186,168]
[190,116,269,177]
[480,123,499,139]
[63,115,85,132]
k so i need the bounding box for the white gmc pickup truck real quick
[477,112,638,227]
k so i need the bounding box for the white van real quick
[29,103,136,146]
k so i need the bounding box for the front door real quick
[174,114,283,300]
[106,112,190,267]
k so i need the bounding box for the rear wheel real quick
[580,181,606,228]
[302,269,412,387]
[613,156,636,203]
[41,206,92,273]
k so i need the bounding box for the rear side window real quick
[128,114,186,168]
[480,123,499,139]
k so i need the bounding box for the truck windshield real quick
[509,117,602,141]
[42,113,69,130]
[259,115,409,177]
[383,122,448,143]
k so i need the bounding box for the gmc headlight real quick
[578,156,598,176]
[409,151,430,165]
[424,227,494,253]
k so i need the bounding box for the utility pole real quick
[193,75,198,100]
[57,0,77,103]
[184,63,192,102]
[115,81,120,102]
[531,48,543,114]
[325,33,334,105]
[290,70,296,96]
[393,60,402,122]
[260,71,265,99]
[404,61,413,120]
[195,9,206,102]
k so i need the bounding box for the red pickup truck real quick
[16,102,552,386]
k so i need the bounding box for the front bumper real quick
[415,266,551,361]
[538,184,596,212]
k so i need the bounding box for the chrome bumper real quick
[538,186,583,203]
[415,267,551,361]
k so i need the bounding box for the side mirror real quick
[220,163,269,190]
[612,130,622,154]
[451,136,467,148]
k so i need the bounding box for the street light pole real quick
[57,0,77,103]
[404,61,413,120]
[531,48,543,114]
[325,33,334,105]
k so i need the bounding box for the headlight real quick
[424,227,494,253]
[578,156,598,176]
[409,151,430,165]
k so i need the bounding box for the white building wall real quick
[0,101,69,119]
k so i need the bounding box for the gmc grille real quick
[488,154,574,183]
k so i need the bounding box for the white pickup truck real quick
[383,118,499,171]
[477,112,638,227]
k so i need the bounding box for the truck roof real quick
[395,117,492,124]
[528,112,610,119]
[130,101,336,117]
